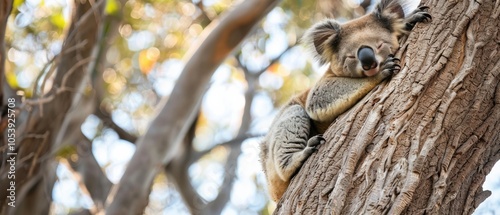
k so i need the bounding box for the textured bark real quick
[275,0,500,214]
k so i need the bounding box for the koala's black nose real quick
[357,46,377,70]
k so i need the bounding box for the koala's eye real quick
[347,55,355,59]
[377,42,384,50]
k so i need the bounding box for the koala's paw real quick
[305,134,325,153]
[380,55,401,77]
[405,6,432,31]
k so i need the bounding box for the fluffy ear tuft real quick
[302,19,341,65]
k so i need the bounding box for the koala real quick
[260,0,431,202]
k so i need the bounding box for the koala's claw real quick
[418,6,430,11]
[381,56,401,76]
[405,6,432,31]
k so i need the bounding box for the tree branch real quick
[0,0,106,212]
[105,0,282,213]
[164,114,204,215]
[255,44,296,77]
[94,106,138,143]
[64,134,113,212]
[0,0,13,107]
[189,133,263,163]
[202,60,260,214]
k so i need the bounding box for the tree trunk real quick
[275,0,500,214]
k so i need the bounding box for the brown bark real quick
[275,0,500,214]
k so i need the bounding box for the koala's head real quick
[304,0,407,77]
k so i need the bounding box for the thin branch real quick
[190,133,263,162]
[60,159,100,214]
[235,42,297,78]
[35,39,89,98]
[255,44,296,77]
[64,134,113,212]
[203,62,260,215]
[94,105,138,143]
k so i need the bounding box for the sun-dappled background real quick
[4,0,499,214]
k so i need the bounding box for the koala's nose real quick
[357,46,377,70]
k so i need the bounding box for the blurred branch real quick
[33,54,58,97]
[106,0,282,213]
[60,158,99,214]
[195,37,295,214]
[63,133,113,213]
[0,0,106,213]
[194,0,213,24]
[164,114,205,215]
[0,0,13,107]
[255,44,296,77]
[60,0,127,213]
[34,39,88,98]
[202,59,260,215]
[54,92,113,212]
[236,43,297,78]
[13,163,57,215]
[94,105,138,143]
[190,133,263,163]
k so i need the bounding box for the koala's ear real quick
[303,19,341,65]
[375,0,405,20]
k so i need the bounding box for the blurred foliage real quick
[3,0,409,214]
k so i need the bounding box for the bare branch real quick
[94,106,138,143]
[202,74,258,215]
[255,44,296,77]
[105,0,282,213]
[235,42,297,78]
[64,134,113,212]
[0,0,106,212]
[164,114,204,214]
[60,159,100,214]
[190,133,263,162]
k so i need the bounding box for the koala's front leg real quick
[270,104,324,181]
[263,103,324,201]
[306,56,401,131]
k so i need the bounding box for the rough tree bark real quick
[275,0,499,214]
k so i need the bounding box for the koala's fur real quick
[260,0,431,202]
